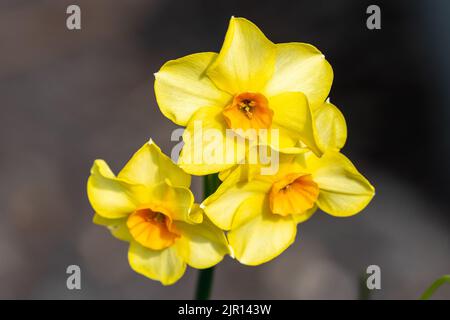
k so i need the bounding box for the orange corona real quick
[269,173,319,216]
[127,208,180,250]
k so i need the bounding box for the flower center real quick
[126,208,180,250]
[222,92,273,131]
[269,173,319,216]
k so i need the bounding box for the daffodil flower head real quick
[201,150,375,266]
[155,17,334,175]
[87,140,229,285]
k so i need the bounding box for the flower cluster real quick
[87,17,374,285]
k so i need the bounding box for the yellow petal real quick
[93,214,132,242]
[219,150,302,186]
[306,151,375,217]
[147,181,197,223]
[202,177,271,230]
[174,206,229,269]
[128,241,186,285]
[267,124,303,152]
[264,43,333,110]
[87,159,144,219]
[228,194,297,266]
[218,165,235,181]
[178,106,246,175]
[270,92,322,156]
[314,101,347,152]
[207,17,276,93]
[154,52,232,126]
[118,140,190,189]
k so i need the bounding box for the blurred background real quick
[0,0,449,299]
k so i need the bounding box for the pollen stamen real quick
[239,101,254,119]
[222,92,273,131]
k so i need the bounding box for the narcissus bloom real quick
[87,140,228,285]
[154,17,333,175]
[201,118,374,265]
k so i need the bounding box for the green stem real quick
[358,273,371,300]
[420,275,450,300]
[195,267,215,300]
[194,174,221,300]
[203,173,221,198]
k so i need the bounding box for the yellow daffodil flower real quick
[154,17,333,175]
[201,149,374,266]
[87,140,229,285]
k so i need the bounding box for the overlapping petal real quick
[178,106,246,175]
[202,177,271,230]
[270,91,321,156]
[264,42,333,110]
[227,194,297,265]
[148,181,197,223]
[174,206,229,269]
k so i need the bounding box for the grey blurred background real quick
[0,0,449,299]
